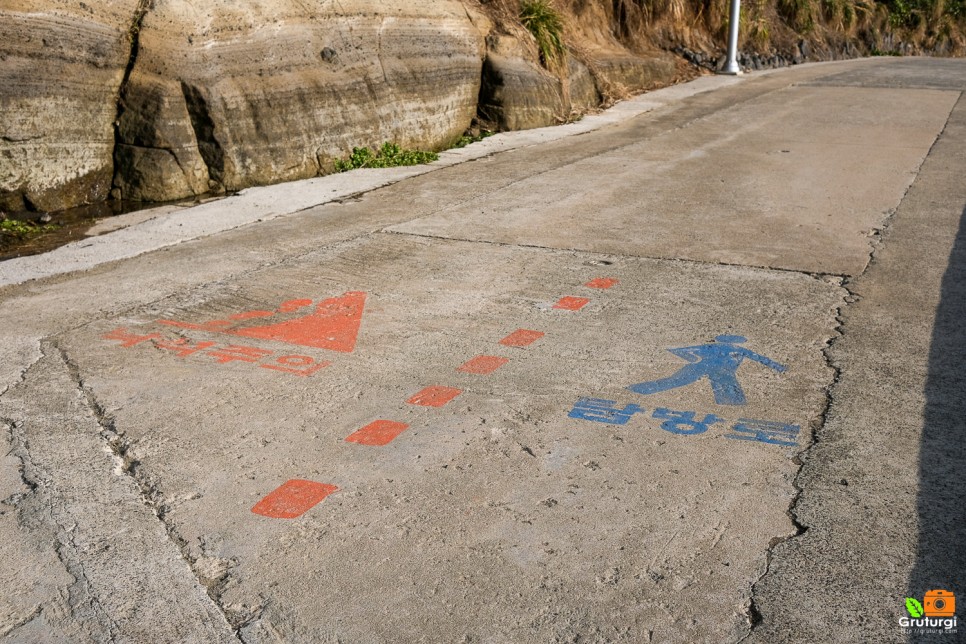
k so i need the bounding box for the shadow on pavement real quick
[909,204,966,638]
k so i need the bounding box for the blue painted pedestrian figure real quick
[628,335,786,406]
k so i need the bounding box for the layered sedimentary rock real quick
[113,0,485,201]
[474,0,678,132]
[478,34,600,131]
[0,0,141,212]
[591,54,678,93]
[1,0,682,213]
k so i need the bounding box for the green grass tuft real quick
[520,0,566,68]
[779,0,817,31]
[334,142,439,172]
[452,130,495,149]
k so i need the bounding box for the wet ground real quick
[0,199,191,261]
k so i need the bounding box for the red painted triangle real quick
[233,291,366,352]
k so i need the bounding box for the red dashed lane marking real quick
[458,355,510,375]
[407,386,463,407]
[247,276,601,518]
[553,296,590,311]
[500,329,545,348]
[251,480,339,519]
[345,420,410,446]
[585,277,619,289]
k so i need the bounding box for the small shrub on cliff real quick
[779,0,817,31]
[520,0,566,68]
[334,142,438,172]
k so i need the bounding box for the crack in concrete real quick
[734,307,846,639]
[0,342,43,400]
[3,345,122,640]
[733,247,861,641]
[3,418,39,502]
[734,90,963,643]
[50,340,244,638]
[383,225,856,644]
[0,604,44,638]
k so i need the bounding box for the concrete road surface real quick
[1,58,964,643]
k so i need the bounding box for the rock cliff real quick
[113,0,485,201]
[0,0,141,212]
[1,0,682,212]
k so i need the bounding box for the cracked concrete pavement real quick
[1,58,964,642]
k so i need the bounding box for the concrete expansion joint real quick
[380,229,589,255]
[49,339,246,636]
[402,94,766,227]
[382,230,855,287]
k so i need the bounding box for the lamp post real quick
[721,0,742,75]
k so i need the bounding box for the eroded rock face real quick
[474,11,678,133]
[0,0,141,212]
[0,0,680,213]
[113,0,485,201]
[591,54,678,94]
[478,34,600,131]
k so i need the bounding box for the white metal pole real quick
[721,0,742,75]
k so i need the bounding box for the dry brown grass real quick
[469,0,966,71]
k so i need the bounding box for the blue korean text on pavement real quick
[568,398,645,425]
[724,419,800,446]
[567,399,801,447]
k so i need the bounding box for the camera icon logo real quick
[924,589,956,617]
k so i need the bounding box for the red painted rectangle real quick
[407,386,462,407]
[585,277,619,289]
[500,329,545,348]
[345,420,410,446]
[251,479,338,519]
[553,296,590,311]
[458,355,509,375]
